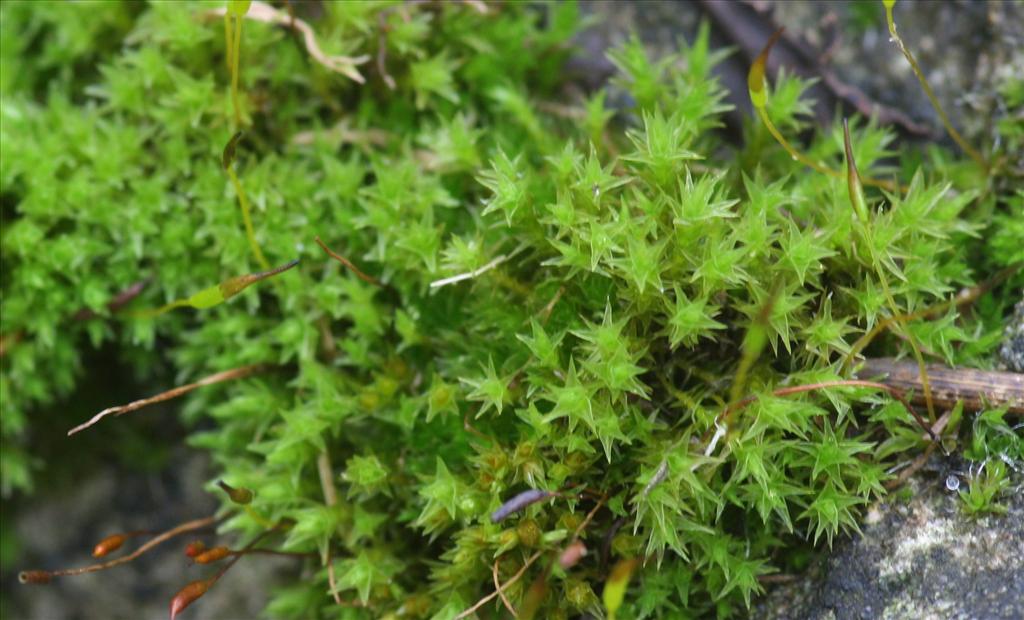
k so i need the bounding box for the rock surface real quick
[4,448,297,620]
[756,465,1024,620]
[999,298,1024,373]
[577,0,1023,151]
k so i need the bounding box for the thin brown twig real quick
[2,279,152,358]
[0,330,23,358]
[317,316,337,361]
[539,285,566,324]
[376,12,396,90]
[488,494,608,619]
[325,545,342,602]
[462,412,493,442]
[493,557,517,617]
[461,0,489,14]
[67,363,268,436]
[234,548,316,558]
[884,440,940,490]
[757,573,800,584]
[210,527,275,586]
[925,407,955,440]
[314,236,382,287]
[290,120,392,148]
[317,451,344,607]
[19,515,219,583]
[72,278,152,321]
[708,379,935,446]
[535,100,585,120]
[455,550,543,620]
[571,495,607,541]
[843,262,1022,372]
[600,517,626,569]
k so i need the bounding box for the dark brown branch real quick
[857,358,1024,415]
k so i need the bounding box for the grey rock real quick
[999,298,1024,373]
[5,449,297,620]
[757,470,1024,620]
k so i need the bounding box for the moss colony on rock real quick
[1,2,1022,619]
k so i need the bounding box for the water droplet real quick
[945,474,960,492]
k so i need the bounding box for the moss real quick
[1,2,1021,618]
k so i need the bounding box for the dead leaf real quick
[208,1,369,83]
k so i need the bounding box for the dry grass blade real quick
[208,2,368,83]
[429,255,509,289]
[67,363,268,436]
[471,495,607,617]
[317,451,344,606]
[456,550,544,619]
[539,285,566,324]
[493,558,517,617]
[291,120,393,149]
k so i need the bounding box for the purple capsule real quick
[490,489,553,523]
